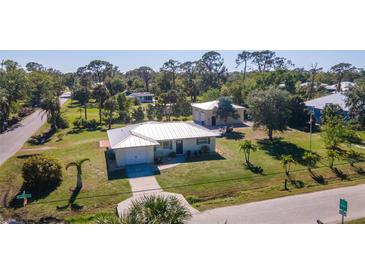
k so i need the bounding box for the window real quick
[160,141,172,149]
[197,137,210,145]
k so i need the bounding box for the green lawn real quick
[156,128,365,211]
[347,218,365,224]
[0,100,131,222]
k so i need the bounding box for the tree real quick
[322,103,344,124]
[132,106,145,122]
[180,61,198,101]
[308,63,322,99]
[214,97,239,124]
[288,96,310,129]
[136,66,154,92]
[40,92,62,131]
[73,87,90,120]
[92,84,110,124]
[146,104,155,120]
[87,60,118,84]
[105,76,126,96]
[104,96,118,129]
[326,149,340,170]
[302,151,320,173]
[235,51,252,84]
[66,158,90,189]
[25,62,45,72]
[239,140,257,165]
[248,87,290,140]
[346,149,362,168]
[281,155,295,190]
[346,83,365,128]
[161,59,180,89]
[197,51,227,89]
[330,63,357,92]
[22,155,63,195]
[251,51,292,72]
[121,195,191,224]
[116,93,132,122]
[0,88,11,132]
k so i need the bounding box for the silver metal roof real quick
[305,93,348,111]
[191,100,245,111]
[107,122,219,149]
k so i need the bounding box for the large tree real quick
[346,83,365,128]
[104,96,118,129]
[248,87,290,140]
[136,66,154,93]
[161,59,180,89]
[197,51,227,90]
[85,60,118,84]
[251,51,293,72]
[180,61,199,102]
[92,84,110,124]
[73,87,91,120]
[308,63,322,99]
[330,63,357,92]
[235,51,252,84]
[214,97,239,124]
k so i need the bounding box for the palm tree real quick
[104,96,118,129]
[303,151,320,173]
[66,158,90,189]
[41,93,61,131]
[239,140,257,165]
[121,195,192,224]
[281,155,295,190]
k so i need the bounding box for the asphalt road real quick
[0,93,70,166]
[190,183,365,224]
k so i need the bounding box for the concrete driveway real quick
[189,183,365,224]
[0,93,69,166]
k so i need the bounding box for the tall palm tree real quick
[66,158,90,189]
[121,195,192,224]
[239,140,257,165]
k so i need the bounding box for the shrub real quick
[193,150,198,156]
[18,107,33,118]
[56,132,64,141]
[57,116,69,129]
[201,145,210,154]
[22,155,63,195]
[186,150,191,158]
[73,118,84,128]
[84,119,98,130]
[169,152,177,158]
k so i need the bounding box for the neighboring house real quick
[191,100,246,127]
[305,93,349,123]
[127,92,154,103]
[107,122,219,167]
[323,81,355,92]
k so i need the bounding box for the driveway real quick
[189,183,365,224]
[0,93,69,166]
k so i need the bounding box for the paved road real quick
[0,93,70,166]
[190,184,365,224]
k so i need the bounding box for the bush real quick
[18,107,33,118]
[169,152,176,158]
[22,155,63,195]
[201,145,210,154]
[73,118,84,128]
[193,150,198,156]
[84,119,98,130]
[186,150,191,158]
[57,116,69,129]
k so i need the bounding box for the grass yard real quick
[0,100,131,222]
[156,128,365,211]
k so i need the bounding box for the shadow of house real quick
[257,138,310,165]
[224,131,245,140]
[185,152,225,163]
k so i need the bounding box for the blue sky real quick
[1,50,364,73]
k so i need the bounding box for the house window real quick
[160,141,172,149]
[196,137,210,145]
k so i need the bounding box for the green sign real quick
[339,199,348,216]
[16,191,32,200]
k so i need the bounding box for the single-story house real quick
[107,122,219,167]
[305,92,349,123]
[191,100,246,127]
[127,92,154,103]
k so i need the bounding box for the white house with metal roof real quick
[107,122,219,167]
[305,93,349,123]
[191,100,246,127]
[127,92,154,103]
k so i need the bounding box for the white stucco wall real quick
[114,146,154,167]
[155,137,216,157]
[192,107,245,126]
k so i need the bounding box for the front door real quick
[212,116,216,126]
[176,140,183,155]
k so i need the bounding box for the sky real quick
[1,50,365,73]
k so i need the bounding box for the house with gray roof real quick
[127,92,154,103]
[305,93,349,123]
[107,122,219,167]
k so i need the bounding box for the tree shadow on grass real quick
[290,179,305,188]
[257,138,310,165]
[56,187,84,211]
[27,129,56,145]
[354,166,365,175]
[332,167,348,180]
[224,131,245,140]
[244,162,264,174]
[310,170,327,185]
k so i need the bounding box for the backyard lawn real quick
[156,128,365,211]
[0,100,131,222]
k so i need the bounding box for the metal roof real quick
[191,100,245,111]
[128,92,154,97]
[107,122,219,149]
[305,93,349,111]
